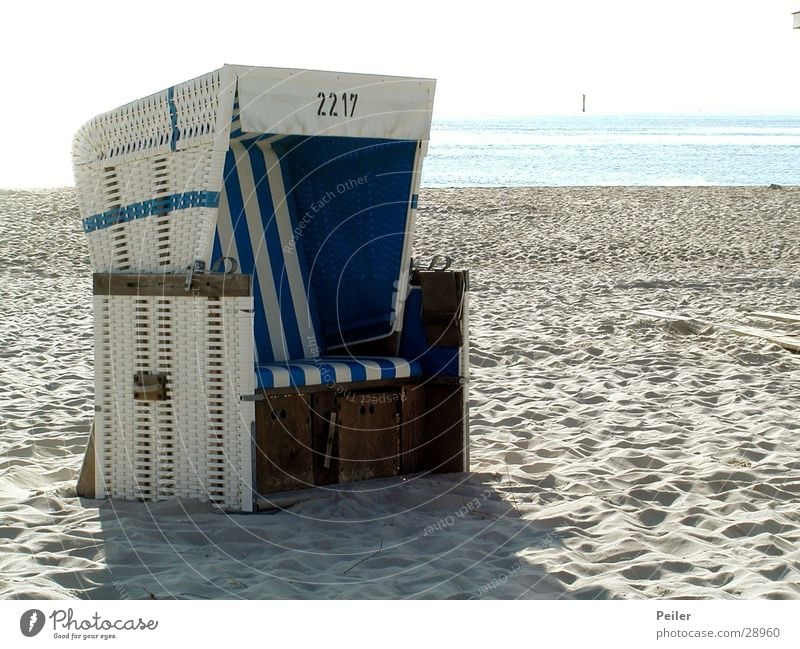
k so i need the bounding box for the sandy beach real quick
[1,185,799,599]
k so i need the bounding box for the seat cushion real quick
[256,356,421,389]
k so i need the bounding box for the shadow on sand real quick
[75,471,611,600]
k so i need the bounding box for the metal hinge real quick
[184,260,206,291]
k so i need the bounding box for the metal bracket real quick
[323,412,338,469]
[184,260,206,291]
[133,372,167,401]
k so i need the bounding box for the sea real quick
[421,114,800,187]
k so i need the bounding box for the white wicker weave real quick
[93,293,253,510]
[74,67,235,273]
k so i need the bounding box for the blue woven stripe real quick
[277,151,324,351]
[288,365,308,387]
[347,362,368,382]
[247,144,305,360]
[411,194,419,209]
[316,362,339,386]
[167,86,180,151]
[82,190,220,233]
[224,150,272,364]
[211,231,223,266]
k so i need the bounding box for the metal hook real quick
[211,256,238,274]
[427,255,453,271]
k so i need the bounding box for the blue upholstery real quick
[213,139,323,363]
[272,136,417,347]
[399,287,461,378]
[257,356,421,389]
[214,98,424,387]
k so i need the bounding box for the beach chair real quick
[73,65,469,511]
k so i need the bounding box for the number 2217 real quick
[317,92,358,117]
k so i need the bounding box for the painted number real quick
[317,92,358,117]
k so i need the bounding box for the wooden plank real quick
[420,383,466,474]
[76,421,96,499]
[716,324,800,353]
[400,384,425,474]
[418,270,467,347]
[311,390,339,485]
[93,272,251,297]
[633,309,800,353]
[337,393,400,483]
[750,311,800,324]
[323,412,337,469]
[255,395,314,494]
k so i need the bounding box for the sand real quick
[1,186,799,599]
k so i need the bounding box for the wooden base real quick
[404,382,467,474]
[76,381,468,500]
[76,422,96,499]
[254,379,467,496]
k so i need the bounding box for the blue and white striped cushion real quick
[256,356,421,389]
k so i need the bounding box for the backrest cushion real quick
[272,136,418,348]
[212,139,322,363]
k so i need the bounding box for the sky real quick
[1,0,799,187]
